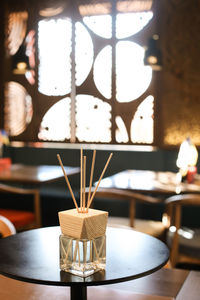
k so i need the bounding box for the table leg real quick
[70,285,87,300]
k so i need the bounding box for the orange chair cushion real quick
[0,209,35,229]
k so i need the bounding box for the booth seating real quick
[0,183,41,231]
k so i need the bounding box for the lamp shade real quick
[144,35,162,71]
[12,43,29,74]
[176,137,198,176]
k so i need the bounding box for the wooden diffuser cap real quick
[59,208,108,239]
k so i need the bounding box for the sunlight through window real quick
[83,15,112,39]
[116,41,152,102]
[131,95,154,144]
[76,95,111,143]
[38,18,72,96]
[116,12,153,39]
[94,45,112,99]
[38,98,71,141]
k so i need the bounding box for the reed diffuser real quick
[57,149,112,277]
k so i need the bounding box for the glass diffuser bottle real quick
[59,208,107,277]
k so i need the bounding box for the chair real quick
[0,183,41,231]
[165,193,200,268]
[0,215,16,237]
[85,187,167,239]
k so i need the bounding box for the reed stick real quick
[90,240,92,261]
[57,154,79,212]
[77,242,80,266]
[87,153,113,209]
[80,148,83,212]
[83,240,87,264]
[93,240,100,261]
[93,236,105,262]
[73,240,78,262]
[86,150,96,212]
[64,238,72,264]
[83,155,86,212]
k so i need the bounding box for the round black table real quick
[0,226,169,300]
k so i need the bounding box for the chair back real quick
[85,187,166,238]
[165,193,200,267]
[0,215,16,237]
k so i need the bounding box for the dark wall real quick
[4,145,181,191]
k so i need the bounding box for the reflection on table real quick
[0,164,80,185]
[99,169,200,195]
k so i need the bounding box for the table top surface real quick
[0,164,80,184]
[0,226,169,287]
[98,169,200,195]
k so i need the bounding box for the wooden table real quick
[0,226,169,300]
[98,169,200,195]
[0,164,80,227]
[0,164,80,185]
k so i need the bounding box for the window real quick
[5,0,155,145]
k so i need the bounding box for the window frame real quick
[3,0,158,147]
